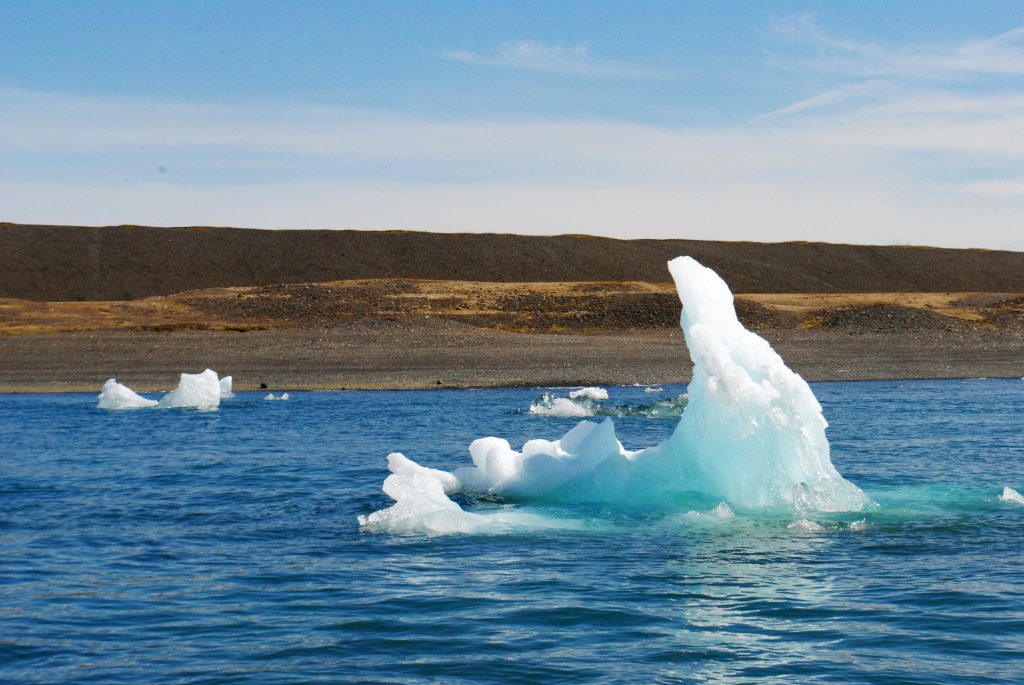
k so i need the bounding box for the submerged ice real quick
[361,256,870,534]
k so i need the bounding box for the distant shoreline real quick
[2,225,1021,392]
[2,323,1021,394]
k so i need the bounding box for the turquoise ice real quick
[360,257,870,534]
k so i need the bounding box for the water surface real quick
[1,380,1022,683]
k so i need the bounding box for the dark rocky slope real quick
[3,223,1024,301]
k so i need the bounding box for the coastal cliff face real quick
[4,223,1024,301]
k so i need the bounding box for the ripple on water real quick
[0,381,1022,683]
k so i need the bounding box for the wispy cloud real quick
[4,29,1024,255]
[944,176,1024,198]
[442,40,661,78]
[772,14,1024,78]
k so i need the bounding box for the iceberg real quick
[157,369,222,409]
[219,376,235,399]
[97,379,159,410]
[360,257,870,534]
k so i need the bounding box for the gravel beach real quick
[2,319,1021,393]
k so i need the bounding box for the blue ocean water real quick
[1,380,1022,683]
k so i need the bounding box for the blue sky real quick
[2,1,1024,249]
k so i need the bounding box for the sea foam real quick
[360,257,870,534]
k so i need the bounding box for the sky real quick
[2,1,1024,249]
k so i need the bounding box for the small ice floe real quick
[264,393,290,401]
[529,393,592,417]
[788,519,824,533]
[357,453,585,535]
[98,369,227,410]
[97,379,159,410]
[848,518,869,532]
[643,387,664,393]
[219,376,235,399]
[568,387,608,401]
[999,486,1024,504]
[157,369,222,409]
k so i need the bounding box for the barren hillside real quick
[4,223,1024,301]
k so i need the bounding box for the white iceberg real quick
[999,486,1024,504]
[219,376,234,399]
[156,369,222,409]
[358,453,587,535]
[361,256,870,534]
[97,379,159,410]
[569,387,609,401]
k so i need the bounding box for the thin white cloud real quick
[2,85,1024,250]
[773,14,1024,78]
[943,176,1024,198]
[442,40,662,78]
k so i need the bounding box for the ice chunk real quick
[219,376,234,399]
[157,369,221,409]
[569,387,609,401]
[643,387,664,393]
[529,393,593,417]
[388,452,460,495]
[97,379,158,410]
[357,454,586,535]
[357,468,478,534]
[849,518,869,531]
[362,256,870,534]
[453,419,630,500]
[264,392,290,401]
[999,486,1024,504]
